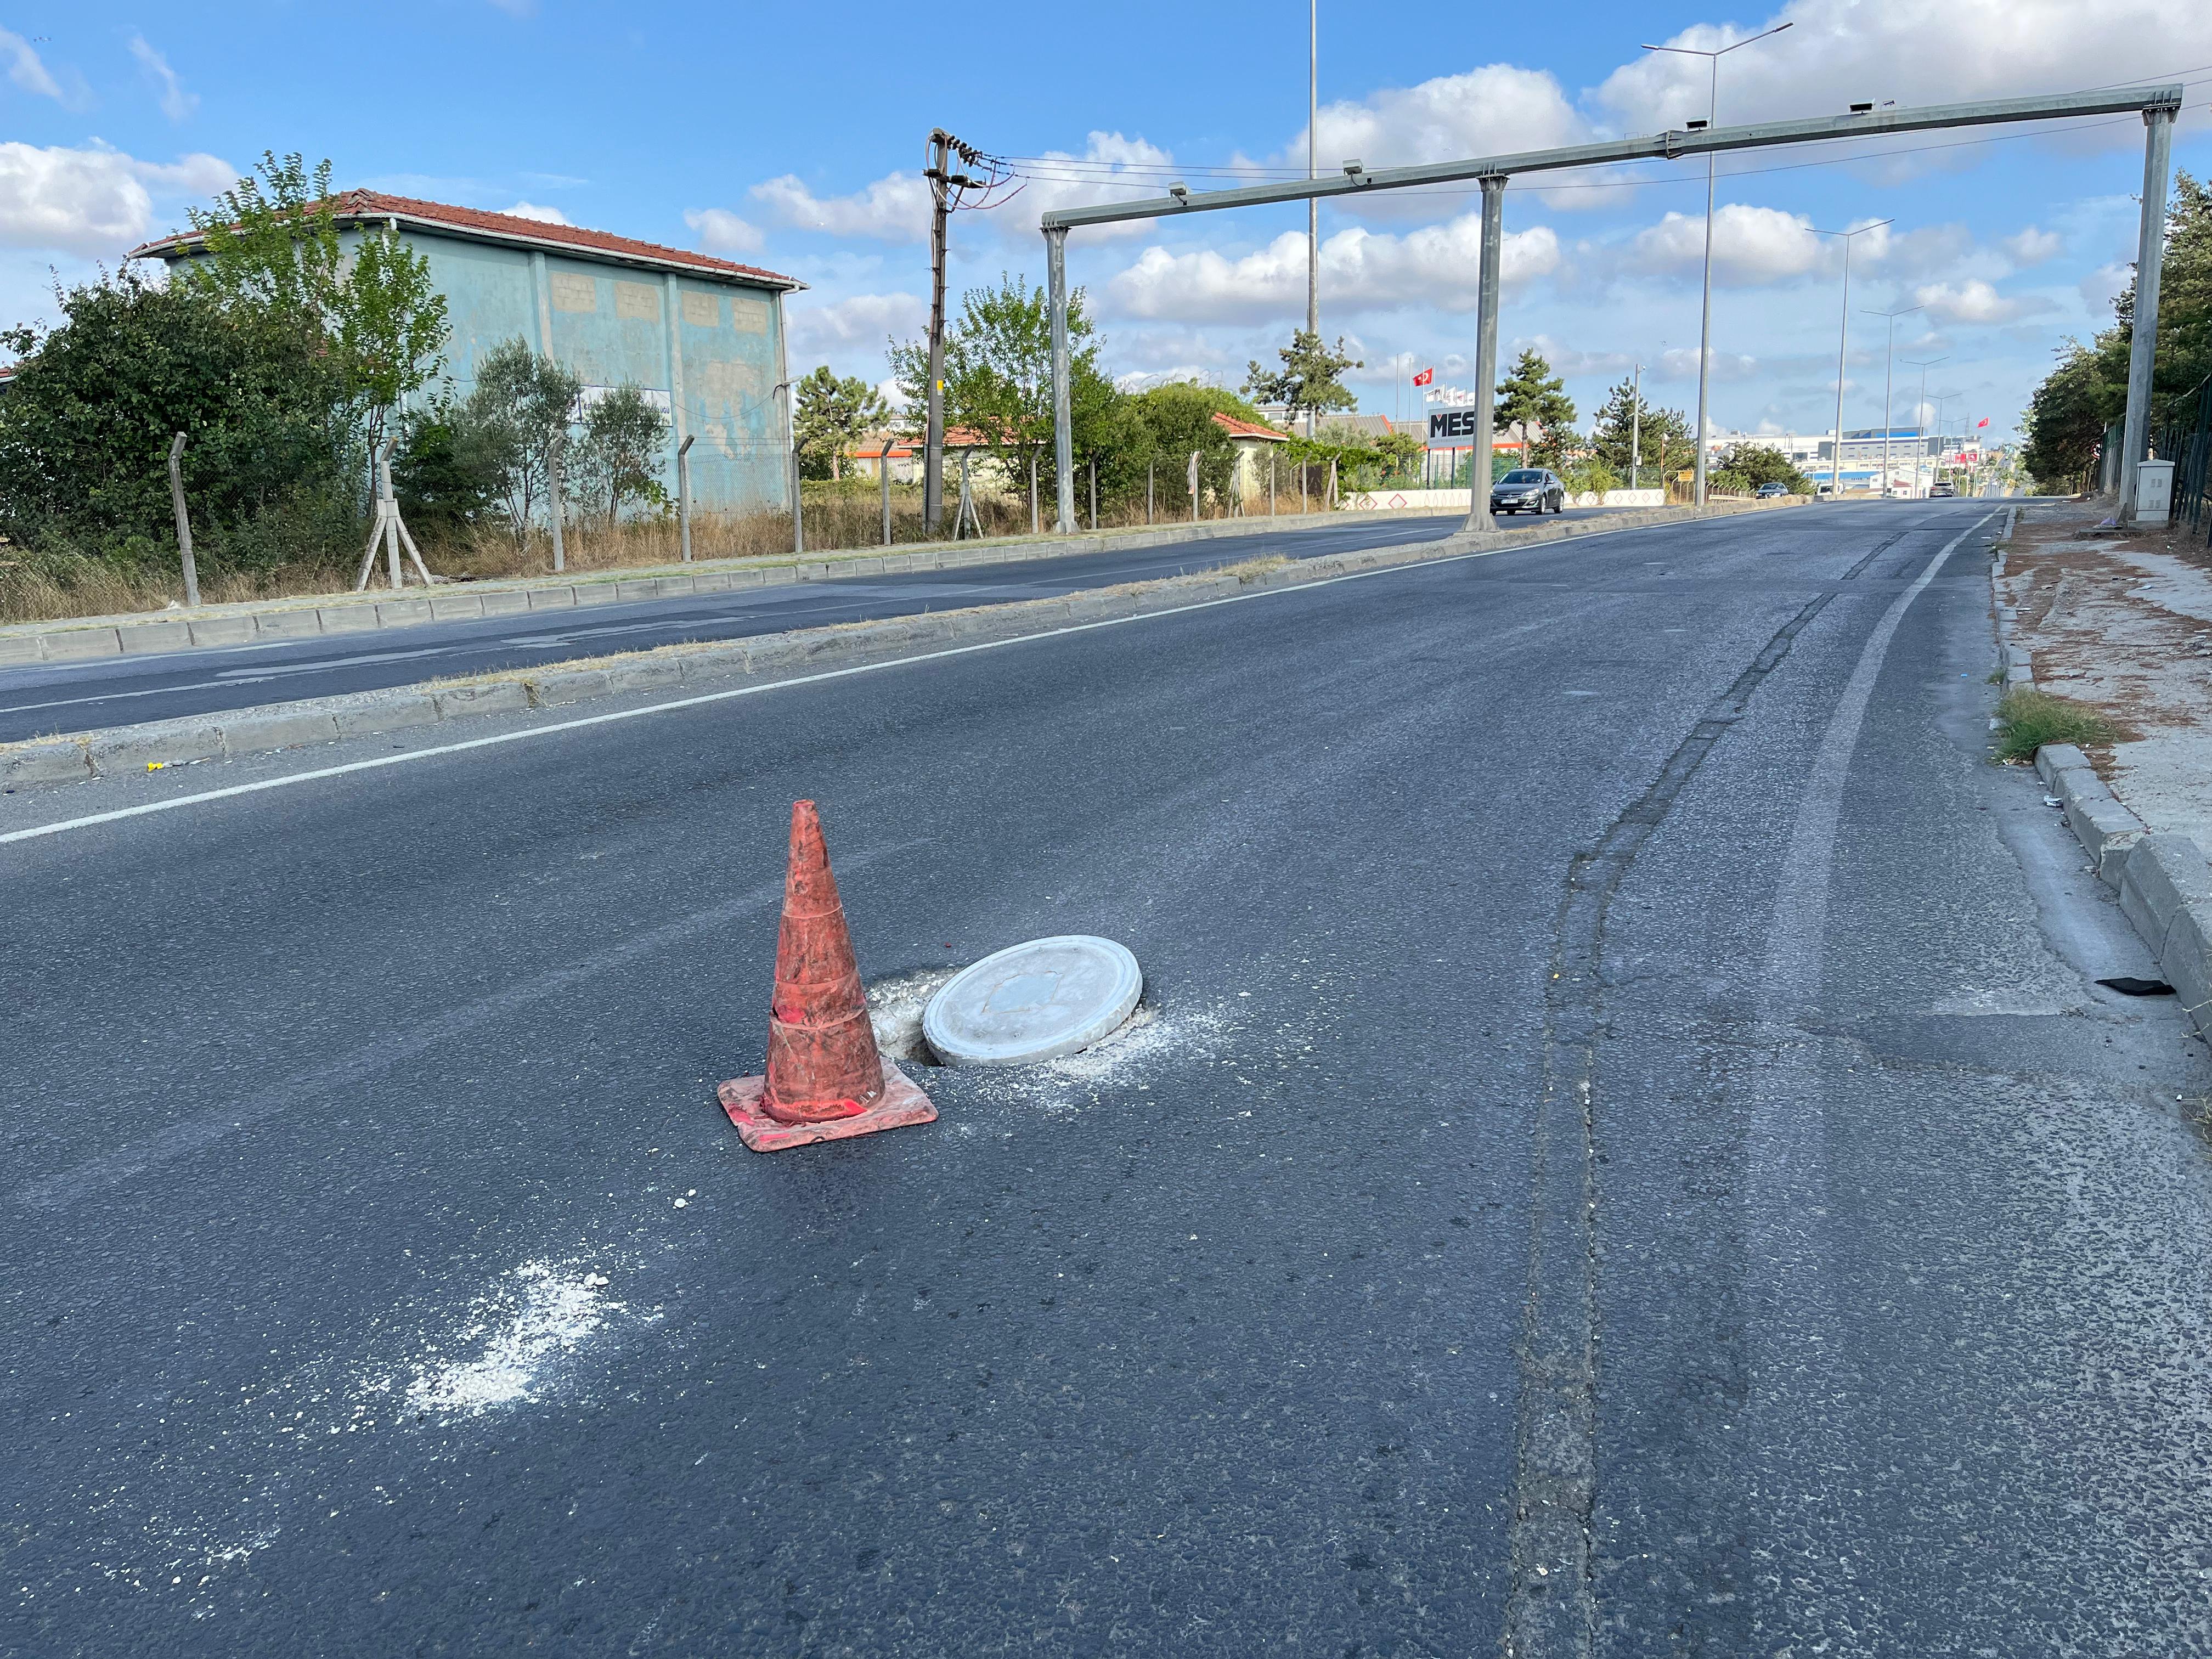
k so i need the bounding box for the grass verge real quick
[1993,687,2120,763]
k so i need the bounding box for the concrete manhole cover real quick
[923,935,1144,1068]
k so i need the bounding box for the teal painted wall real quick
[357,227,788,515]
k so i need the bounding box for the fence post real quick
[882,443,893,546]
[379,438,403,590]
[166,433,200,608]
[1269,453,1277,516]
[549,436,567,573]
[1088,458,1098,531]
[1147,459,1154,526]
[677,434,695,563]
[1188,452,1199,523]
[1328,458,1338,510]
[791,447,804,555]
[1030,452,1040,535]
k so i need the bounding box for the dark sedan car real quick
[1490,468,1565,514]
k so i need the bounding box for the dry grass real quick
[0,549,352,627]
[1,481,1318,628]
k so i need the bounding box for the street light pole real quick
[1642,20,1792,514]
[1630,362,1643,490]
[1862,303,1922,497]
[1307,0,1318,347]
[1903,354,1946,498]
[1813,218,1891,499]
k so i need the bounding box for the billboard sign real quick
[1427,408,1486,449]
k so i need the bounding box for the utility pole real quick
[921,130,1009,535]
[1642,21,1792,513]
[1815,218,1891,499]
[923,130,955,535]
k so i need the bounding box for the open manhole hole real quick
[868,936,1145,1068]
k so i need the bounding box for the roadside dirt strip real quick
[1997,498,2212,1046]
[0,500,1795,791]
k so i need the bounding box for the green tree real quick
[1711,444,1813,495]
[889,274,1119,509]
[1588,377,1657,481]
[1119,382,1244,511]
[793,365,888,481]
[2018,170,2212,488]
[177,152,450,455]
[461,338,583,547]
[1494,348,1576,466]
[392,404,504,544]
[1243,330,1361,434]
[2020,342,2111,490]
[574,386,672,528]
[0,268,356,567]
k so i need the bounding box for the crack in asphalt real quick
[1499,517,1964,1656]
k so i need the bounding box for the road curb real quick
[2006,518,2212,1039]
[0,498,1798,792]
[0,504,1487,668]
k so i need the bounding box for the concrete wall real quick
[362,227,789,515]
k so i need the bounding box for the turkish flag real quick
[1412,368,1434,386]
[1977,416,1990,428]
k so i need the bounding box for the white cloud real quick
[1912,278,2047,325]
[1631,204,1822,285]
[0,26,63,101]
[1594,0,2211,148]
[749,133,1177,247]
[501,200,571,224]
[751,171,930,243]
[1105,215,1560,323]
[684,206,763,254]
[1312,64,1585,163]
[2003,226,2064,267]
[128,35,197,122]
[787,291,924,356]
[1653,346,1762,385]
[0,143,232,256]
[1277,65,1590,215]
[2079,261,2130,312]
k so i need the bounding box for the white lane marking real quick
[215,647,451,680]
[0,509,1825,848]
[0,646,459,716]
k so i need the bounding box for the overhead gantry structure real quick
[1041,83,2187,528]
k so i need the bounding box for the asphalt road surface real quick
[0,506,1615,745]
[7,501,2211,1656]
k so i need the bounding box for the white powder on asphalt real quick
[388,1260,634,1418]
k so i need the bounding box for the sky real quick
[1,1,2209,449]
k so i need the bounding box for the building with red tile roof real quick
[129,192,807,515]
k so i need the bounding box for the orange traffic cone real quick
[718,800,936,1152]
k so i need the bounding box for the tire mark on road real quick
[1502,510,1979,1655]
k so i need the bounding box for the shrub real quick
[1992,687,2120,763]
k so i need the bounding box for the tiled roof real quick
[1211,411,1290,441]
[128,190,803,290]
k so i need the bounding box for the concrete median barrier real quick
[0,497,1801,791]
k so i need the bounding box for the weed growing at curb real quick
[1993,687,2119,763]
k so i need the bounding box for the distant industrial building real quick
[1713,426,1982,493]
[131,192,805,515]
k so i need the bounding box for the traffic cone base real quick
[718,1059,936,1153]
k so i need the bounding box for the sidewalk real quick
[0,505,1457,669]
[1999,498,2212,847]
